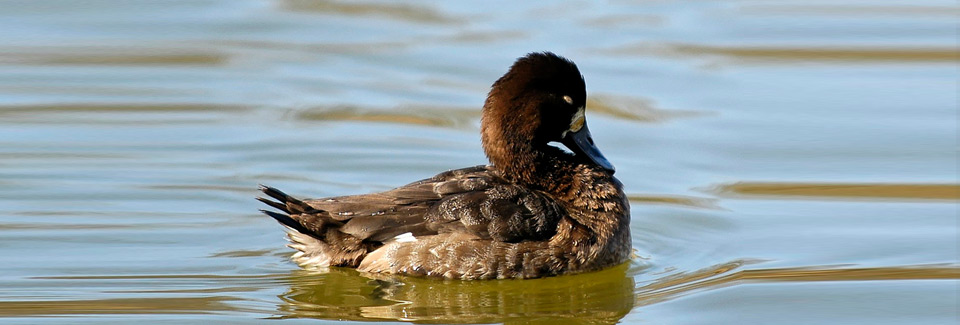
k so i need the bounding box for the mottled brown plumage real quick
[259,52,630,279]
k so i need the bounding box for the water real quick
[1,1,957,324]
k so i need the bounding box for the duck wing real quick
[258,165,565,265]
[310,165,502,242]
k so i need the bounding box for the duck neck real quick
[483,133,575,195]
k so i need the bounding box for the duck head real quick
[481,52,615,181]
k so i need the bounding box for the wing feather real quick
[260,165,565,249]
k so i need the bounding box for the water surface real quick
[0,1,957,324]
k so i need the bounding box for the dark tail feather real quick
[257,184,369,267]
[259,209,317,237]
[259,184,289,201]
[258,184,316,214]
[256,196,289,213]
[257,184,330,238]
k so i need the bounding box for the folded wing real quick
[258,165,564,268]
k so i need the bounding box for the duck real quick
[258,52,630,280]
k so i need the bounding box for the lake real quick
[0,0,957,324]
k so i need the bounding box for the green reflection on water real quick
[276,263,637,323]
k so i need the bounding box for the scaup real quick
[259,52,630,279]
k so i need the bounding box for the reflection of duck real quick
[276,263,636,323]
[259,52,630,279]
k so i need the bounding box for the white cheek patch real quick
[570,107,585,132]
[561,107,585,139]
[393,232,417,243]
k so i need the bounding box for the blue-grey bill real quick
[561,123,615,174]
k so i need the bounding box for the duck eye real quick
[562,95,573,105]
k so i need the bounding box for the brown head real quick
[481,52,614,185]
